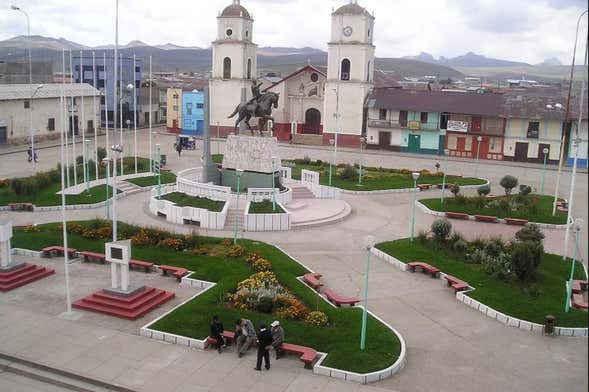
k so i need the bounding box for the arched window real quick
[223,57,231,79]
[366,61,371,82]
[304,108,322,134]
[247,58,252,80]
[340,59,351,81]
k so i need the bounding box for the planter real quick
[244,201,291,231]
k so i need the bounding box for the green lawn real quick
[126,172,177,187]
[212,154,223,164]
[420,195,567,225]
[376,239,587,327]
[12,223,401,374]
[248,200,286,214]
[161,192,225,212]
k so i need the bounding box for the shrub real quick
[468,249,489,264]
[305,311,329,326]
[416,230,429,244]
[482,252,512,280]
[519,184,532,196]
[453,239,468,254]
[500,175,518,196]
[450,184,460,197]
[157,237,184,251]
[339,164,357,181]
[484,237,506,258]
[97,147,107,162]
[256,296,274,313]
[510,241,539,283]
[477,184,491,196]
[226,244,244,258]
[473,196,486,209]
[192,247,210,255]
[515,224,544,244]
[251,258,272,272]
[431,219,452,242]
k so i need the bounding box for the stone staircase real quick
[290,185,315,200]
[292,134,323,146]
[224,206,245,232]
[0,263,55,292]
[116,180,142,194]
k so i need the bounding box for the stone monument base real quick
[103,285,146,297]
[0,260,25,272]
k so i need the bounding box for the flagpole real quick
[80,50,87,185]
[69,50,77,186]
[133,53,137,174]
[149,55,153,172]
[119,52,123,176]
[62,49,70,187]
[93,51,98,179]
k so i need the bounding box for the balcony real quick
[407,121,439,131]
[367,119,401,129]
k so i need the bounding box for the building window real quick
[135,80,140,89]
[246,30,249,38]
[340,59,351,81]
[98,79,105,88]
[186,103,192,115]
[368,28,371,38]
[310,73,319,82]
[196,103,204,109]
[247,58,252,80]
[420,112,428,123]
[367,61,371,82]
[379,109,387,120]
[223,57,232,79]
[87,120,93,130]
[226,29,233,37]
[24,100,30,109]
[399,111,408,127]
[527,121,540,138]
[100,96,106,104]
[48,118,55,131]
[135,66,140,73]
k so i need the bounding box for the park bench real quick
[280,343,317,369]
[444,275,469,293]
[407,261,440,278]
[129,259,154,273]
[159,265,189,281]
[557,206,568,213]
[8,202,34,212]
[41,246,77,258]
[572,280,588,294]
[417,184,431,191]
[324,289,360,307]
[206,330,235,348]
[437,183,454,189]
[79,251,106,264]
[572,293,588,310]
[446,212,469,220]
[474,215,498,223]
[504,218,528,226]
[303,273,323,291]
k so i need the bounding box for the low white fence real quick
[247,187,293,205]
[300,169,341,199]
[301,169,320,184]
[243,200,291,231]
[280,166,292,181]
[176,177,231,201]
[149,186,229,230]
[177,167,203,183]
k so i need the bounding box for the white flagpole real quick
[149,55,152,172]
[133,53,137,174]
[69,50,77,185]
[119,52,123,176]
[113,0,118,179]
[80,50,87,185]
[62,49,70,187]
[93,51,98,179]
[104,53,109,156]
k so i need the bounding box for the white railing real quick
[301,169,320,185]
[280,167,292,181]
[298,169,340,199]
[176,178,231,201]
[177,167,203,183]
[247,187,293,205]
[243,201,291,231]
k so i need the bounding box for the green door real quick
[408,134,421,153]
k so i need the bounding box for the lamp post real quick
[84,139,91,193]
[360,235,375,351]
[410,172,420,242]
[27,84,44,165]
[271,156,277,212]
[233,169,244,245]
[155,144,161,199]
[359,137,366,185]
[474,136,483,178]
[102,157,111,219]
[441,148,449,203]
[329,138,335,186]
[565,218,583,312]
[110,144,123,241]
[540,147,549,194]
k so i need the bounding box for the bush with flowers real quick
[305,311,329,326]
[157,237,185,251]
[23,224,41,233]
[245,252,272,271]
[226,243,244,258]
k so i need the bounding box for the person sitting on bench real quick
[210,315,226,353]
[270,320,285,359]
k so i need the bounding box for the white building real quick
[0,83,100,145]
[209,0,258,136]
[323,1,375,147]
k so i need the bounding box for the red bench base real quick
[324,289,360,307]
[407,262,440,278]
[281,343,317,369]
[303,273,323,291]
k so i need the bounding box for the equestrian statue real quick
[228,79,280,136]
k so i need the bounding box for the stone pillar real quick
[105,240,141,295]
[0,222,12,269]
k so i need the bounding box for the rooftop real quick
[0,83,100,101]
[333,1,373,17]
[220,0,252,19]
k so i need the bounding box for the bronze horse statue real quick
[228,91,280,136]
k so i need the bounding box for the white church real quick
[209,0,375,148]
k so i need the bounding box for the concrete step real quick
[0,265,55,292]
[291,202,352,229]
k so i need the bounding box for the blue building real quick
[72,54,141,128]
[181,90,204,135]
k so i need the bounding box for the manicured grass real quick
[212,154,223,164]
[248,200,286,214]
[420,195,567,225]
[0,184,118,206]
[286,161,486,191]
[126,172,177,187]
[376,239,588,327]
[161,192,225,212]
[12,223,401,374]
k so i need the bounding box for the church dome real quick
[221,1,251,19]
[333,2,371,17]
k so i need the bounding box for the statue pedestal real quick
[221,135,282,191]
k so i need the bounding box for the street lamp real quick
[474,136,483,178]
[271,156,277,212]
[359,137,366,186]
[360,235,375,351]
[155,143,162,199]
[102,157,111,219]
[233,169,244,245]
[565,218,583,312]
[540,147,549,194]
[328,138,335,186]
[441,148,449,203]
[84,139,91,193]
[110,144,123,241]
[410,172,420,242]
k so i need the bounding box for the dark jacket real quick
[210,320,224,338]
[257,328,273,350]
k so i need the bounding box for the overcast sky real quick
[0,0,587,64]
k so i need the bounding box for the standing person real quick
[254,322,273,371]
[270,320,285,359]
[238,318,256,358]
[234,319,245,355]
[175,141,183,158]
[27,147,32,162]
[209,315,225,353]
[33,151,38,163]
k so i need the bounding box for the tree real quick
[477,184,491,196]
[500,175,518,196]
[431,219,452,242]
[515,224,544,243]
[510,241,542,283]
[450,184,460,197]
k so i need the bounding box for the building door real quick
[408,134,421,153]
[0,126,7,144]
[514,142,529,162]
[378,131,390,148]
[473,136,489,159]
[145,112,150,125]
[539,143,550,163]
[304,108,321,134]
[172,119,178,129]
[69,116,79,136]
[456,137,466,152]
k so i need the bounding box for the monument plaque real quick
[222,135,281,174]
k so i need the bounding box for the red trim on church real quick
[322,133,362,148]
